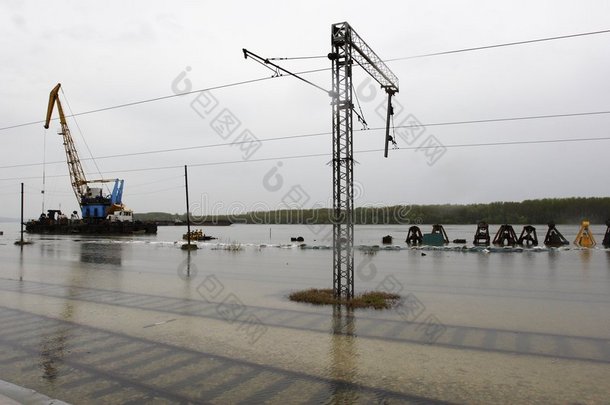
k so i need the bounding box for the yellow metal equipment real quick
[44,84,115,201]
[574,220,597,248]
[45,83,89,202]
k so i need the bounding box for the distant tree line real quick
[134,197,610,225]
[406,198,610,224]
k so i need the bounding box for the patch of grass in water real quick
[288,288,400,310]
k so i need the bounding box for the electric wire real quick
[2,109,608,171]
[268,55,328,61]
[60,88,110,193]
[390,114,398,149]
[385,28,610,61]
[128,185,184,196]
[1,26,610,198]
[0,76,278,132]
[41,128,47,213]
[0,130,331,170]
[387,110,610,130]
[351,82,368,130]
[1,135,609,183]
[127,174,185,189]
[243,49,330,94]
[3,28,607,134]
[249,56,280,76]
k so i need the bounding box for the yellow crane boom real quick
[44,84,128,221]
[44,83,89,203]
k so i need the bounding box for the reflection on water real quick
[186,250,194,278]
[497,251,516,274]
[39,305,73,382]
[179,250,197,304]
[178,249,198,280]
[543,250,557,282]
[328,305,358,403]
[38,295,75,383]
[39,245,90,384]
[547,248,559,272]
[476,251,490,277]
[39,241,61,260]
[18,245,24,281]
[80,242,123,267]
[579,249,592,277]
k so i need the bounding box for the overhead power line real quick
[386,29,610,61]
[60,87,108,191]
[268,55,328,61]
[1,135,609,183]
[0,76,279,132]
[389,110,610,129]
[1,109,608,171]
[1,28,609,133]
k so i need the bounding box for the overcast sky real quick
[1,0,609,219]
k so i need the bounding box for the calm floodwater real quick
[0,223,609,404]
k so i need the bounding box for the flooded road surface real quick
[0,224,609,404]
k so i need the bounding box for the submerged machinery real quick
[543,223,569,247]
[403,221,607,249]
[431,224,450,244]
[422,224,449,246]
[517,225,538,246]
[574,220,596,248]
[473,222,490,246]
[493,224,518,246]
[405,226,423,245]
